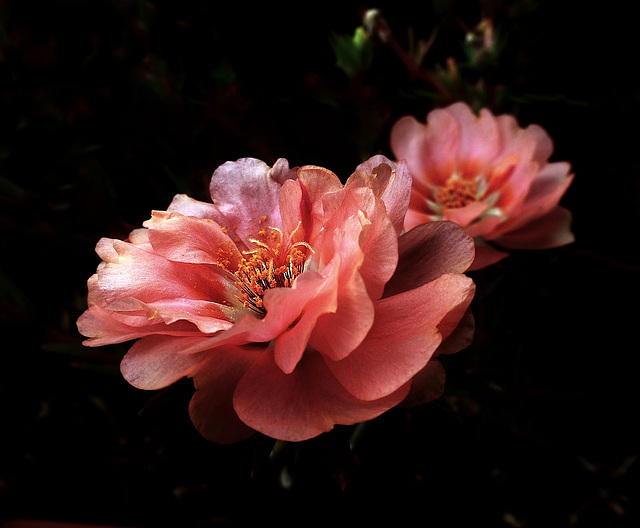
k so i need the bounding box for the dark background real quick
[1,1,639,527]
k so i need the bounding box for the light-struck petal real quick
[233,348,411,442]
[208,158,295,246]
[144,210,243,268]
[326,273,475,402]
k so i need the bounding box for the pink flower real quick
[390,102,575,269]
[77,155,475,443]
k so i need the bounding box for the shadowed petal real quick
[234,348,410,442]
[189,345,264,444]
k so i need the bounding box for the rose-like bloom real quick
[390,102,575,269]
[77,155,475,443]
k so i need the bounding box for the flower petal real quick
[233,348,410,442]
[496,206,575,249]
[144,210,243,268]
[188,345,263,444]
[120,335,212,390]
[209,158,295,246]
[384,221,475,298]
[327,273,475,401]
[401,359,446,407]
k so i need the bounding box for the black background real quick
[1,1,639,527]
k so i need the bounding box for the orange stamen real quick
[232,227,312,317]
[434,177,478,209]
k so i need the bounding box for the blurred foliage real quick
[1,0,639,527]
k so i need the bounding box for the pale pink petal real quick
[120,335,212,390]
[326,273,474,401]
[233,348,410,442]
[144,210,243,268]
[209,158,291,246]
[108,297,236,333]
[384,221,475,298]
[188,345,263,444]
[96,239,235,307]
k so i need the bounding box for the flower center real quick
[233,227,312,318]
[434,177,478,209]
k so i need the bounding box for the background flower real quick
[78,156,476,443]
[390,101,575,269]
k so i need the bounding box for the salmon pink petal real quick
[296,165,344,242]
[120,335,212,390]
[326,273,475,401]
[233,349,411,442]
[270,262,340,373]
[384,221,475,298]
[188,345,263,444]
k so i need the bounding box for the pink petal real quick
[233,348,410,442]
[384,221,475,298]
[120,335,213,390]
[326,273,474,401]
[188,345,263,444]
